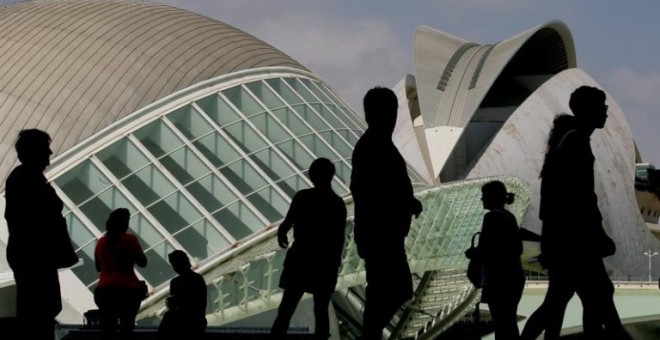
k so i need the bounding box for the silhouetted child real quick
[477,180,524,340]
[157,250,207,340]
[94,208,148,339]
[271,158,347,340]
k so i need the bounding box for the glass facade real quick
[51,72,402,290]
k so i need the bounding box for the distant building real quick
[635,163,660,225]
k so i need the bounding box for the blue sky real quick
[1,0,658,167]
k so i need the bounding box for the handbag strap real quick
[471,232,480,247]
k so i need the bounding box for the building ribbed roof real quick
[0,0,305,189]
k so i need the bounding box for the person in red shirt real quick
[94,208,147,339]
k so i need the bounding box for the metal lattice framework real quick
[137,175,531,339]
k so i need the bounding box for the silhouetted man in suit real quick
[5,129,78,339]
[350,87,423,340]
[520,86,631,340]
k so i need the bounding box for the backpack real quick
[465,232,483,288]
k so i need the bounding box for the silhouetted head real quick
[15,129,52,171]
[168,249,192,274]
[309,157,335,188]
[569,86,608,130]
[363,87,397,136]
[106,208,130,236]
[481,180,514,210]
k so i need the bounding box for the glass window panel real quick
[265,78,303,105]
[328,101,363,130]
[338,129,360,146]
[141,241,176,286]
[277,175,311,195]
[196,93,241,127]
[314,104,345,130]
[97,139,150,180]
[223,86,264,116]
[245,81,285,110]
[193,132,241,169]
[160,146,210,186]
[334,160,352,188]
[129,214,165,249]
[284,78,318,102]
[270,107,310,137]
[303,79,333,103]
[167,105,214,140]
[73,242,99,287]
[185,174,238,213]
[339,105,367,128]
[147,192,202,234]
[299,134,337,161]
[134,120,185,158]
[79,186,135,229]
[224,121,268,154]
[173,220,229,261]
[122,164,176,207]
[222,159,268,195]
[318,130,352,158]
[213,201,263,240]
[249,112,290,144]
[331,178,348,197]
[65,213,96,251]
[275,139,314,171]
[56,160,113,205]
[249,148,294,182]
[291,104,329,132]
[245,186,288,223]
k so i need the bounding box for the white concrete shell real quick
[0,0,305,190]
[414,21,576,178]
[467,68,660,277]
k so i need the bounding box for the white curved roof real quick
[415,20,575,129]
[0,0,305,189]
[414,21,576,177]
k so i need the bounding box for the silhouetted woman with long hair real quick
[478,180,524,340]
[94,208,147,339]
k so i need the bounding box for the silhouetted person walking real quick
[520,86,631,340]
[350,87,423,340]
[271,158,347,340]
[477,181,525,340]
[5,129,78,339]
[94,208,148,339]
[157,250,207,340]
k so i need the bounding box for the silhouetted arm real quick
[278,192,300,248]
[130,235,147,268]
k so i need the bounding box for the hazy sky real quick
[1,0,658,167]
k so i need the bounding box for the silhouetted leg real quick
[579,262,632,340]
[271,288,304,339]
[486,281,523,340]
[312,292,332,339]
[94,287,119,338]
[520,303,546,340]
[540,270,575,340]
[118,289,141,340]
[14,268,60,339]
